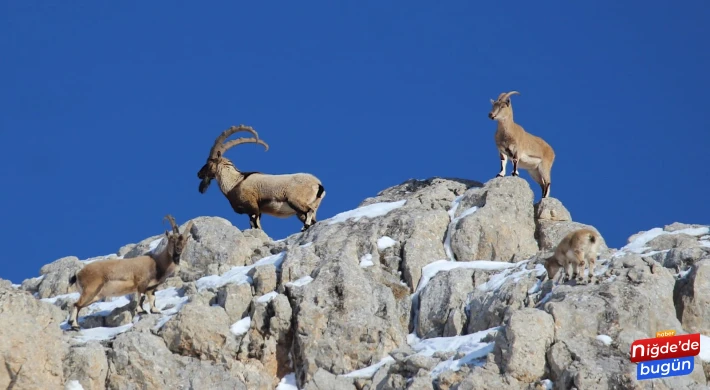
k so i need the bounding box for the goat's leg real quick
[287,199,314,231]
[511,156,520,177]
[562,261,572,282]
[587,254,597,283]
[146,288,160,314]
[69,284,103,330]
[539,163,552,198]
[249,213,262,230]
[496,153,508,177]
[136,293,148,314]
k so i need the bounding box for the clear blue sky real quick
[1,1,708,284]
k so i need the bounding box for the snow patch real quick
[360,254,375,268]
[341,356,395,378]
[327,200,406,225]
[230,317,251,336]
[256,291,278,303]
[699,335,710,362]
[148,237,165,254]
[65,380,85,390]
[276,373,299,390]
[285,275,314,287]
[417,260,519,295]
[622,226,709,254]
[540,379,554,390]
[443,195,477,261]
[71,323,133,343]
[412,327,500,377]
[196,252,286,290]
[300,242,313,248]
[477,263,545,292]
[41,292,80,304]
[596,335,613,346]
[377,236,397,251]
[81,253,121,265]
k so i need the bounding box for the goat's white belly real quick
[262,200,297,217]
[517,153,542,169]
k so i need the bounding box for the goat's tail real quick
[588,232,597,244]
[316,184,325,199]
[69,274,77,286]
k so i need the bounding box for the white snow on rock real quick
[327,200,406,225]
[230,317,251,336]
[256,291,279,303]
[443,195,478,261]
[275,373,298,390]
[699,335,710,362]
[195,252,286,290]
[622,226,709,254]
[41,292,80,305]
[64,380,85,390]
[417,260,519,294]
[377,236,397,251]
[360,254,375,268]
[342,327,500,379]
[596,334,613,346]
[70,323,134,343]
[341,356,395,378]
[477,263,545,292]
[285,275,314,288]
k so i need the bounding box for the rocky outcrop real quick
[0,285,68,389]
[6,176,710,389]
[450,177,539,262]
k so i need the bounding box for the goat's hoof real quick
[69,325,81,332]
[496,174,504,178]
[150,308,161,314]
[512,172,519,177]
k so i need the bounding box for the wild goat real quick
[488,91,556,198]
[67,215,194,331]
[544,228,601,284]
[197,125,326,233]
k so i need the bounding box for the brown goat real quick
[197,125,326,233]
[67,215,194,330]
[544,228,602,284]
[488,91,556,198]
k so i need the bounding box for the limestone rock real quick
[450,177,539,262]
[0,288,67,389]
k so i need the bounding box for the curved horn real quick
[181,220,195,240]
[209,125,261,158]
[221,137,270,154]
[163,214,180,235]
[503,91,520,100]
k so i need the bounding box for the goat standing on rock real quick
[488,91,556,198]
[196,125,326,233]
[67,215,194,331]
[544,228,601,284]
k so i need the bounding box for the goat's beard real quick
[198,178,212,193]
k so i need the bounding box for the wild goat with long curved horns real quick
[196,125,326,233]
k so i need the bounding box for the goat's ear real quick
[490,98,495,104]
[216,150,222,158]
[165,230,170,238]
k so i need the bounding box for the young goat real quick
[67,215,194,331]
[544,228,601,284]
[488,91,556,198]
[197,125,326,233]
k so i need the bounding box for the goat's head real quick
[197,125,269,194]
[543,255,561,281]
[488,91,519,121]
[163,215,194,265]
